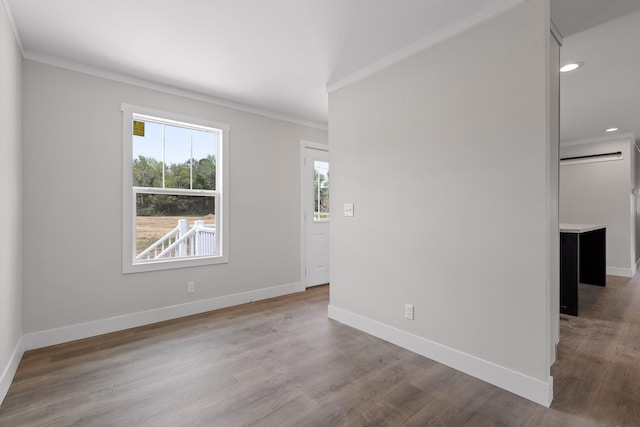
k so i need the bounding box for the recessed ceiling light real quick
[605,127,619,133]
[560,62,583,73]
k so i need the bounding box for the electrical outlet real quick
[343,203,354,217]
[405,304,414,320]
[187,281,195,294]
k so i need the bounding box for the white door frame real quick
[300,140,329,288]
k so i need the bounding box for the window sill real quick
[123,254,229,274]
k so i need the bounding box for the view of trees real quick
[133,155,216,216]
[314,169,329,220]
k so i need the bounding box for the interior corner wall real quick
[548,31,561,363]
[635,142,640,267]
[21,60,327,335]
[328,0,552,405]
[559,135,636,276]
[0,0,23,400]
[632,139,638,269]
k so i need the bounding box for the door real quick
[303,146,330,287]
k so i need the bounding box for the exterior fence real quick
[136,219,216,261]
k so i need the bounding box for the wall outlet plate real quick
[405,304,414,320]
[187,281,195,294]
[344,203,354,217]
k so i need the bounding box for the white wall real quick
[559,134,637,276]
[0,0,23,401]
[328,0,555,406]
[548,31,560,363]
[22,60,327,337]
[635,144,640,267]
[633,137,638,269]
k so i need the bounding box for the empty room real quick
[1,0,639,425]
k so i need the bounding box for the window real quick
[314,160,329,221]
[122,104,229,273]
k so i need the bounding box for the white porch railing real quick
[136,219,216,261]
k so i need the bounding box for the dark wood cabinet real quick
[560,225,606,316]
[560,232,579,316]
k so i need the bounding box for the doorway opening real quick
[300,141,330,288]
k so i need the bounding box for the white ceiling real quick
[5,0,511,127]
[551,0,640,37]
[4,0,640,141]
[552,0,640,144]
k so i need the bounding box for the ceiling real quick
[4,0,640,141]
[552,0,640,144]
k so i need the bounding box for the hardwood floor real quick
[1,278,639,426]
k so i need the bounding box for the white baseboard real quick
[328,305,553,407]
[607,266,634,278]
[0,337,25,406]
[23,282,304,351]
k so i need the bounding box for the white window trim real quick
[122,103,229,273]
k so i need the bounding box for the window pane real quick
[192,130,217,190]
[125,106,229,272]
[314,160,329,221]
[164,125,191,189]
[132,121,163,187]
[135,193,216,261]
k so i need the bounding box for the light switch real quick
[343,203,354,217]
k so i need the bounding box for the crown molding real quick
[1,0,24,55]
[23,50,328,131]
[550,20,563,45]
[326,0,526,93]
[560,132,635,147]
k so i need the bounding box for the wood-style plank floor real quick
[1,278,639,426]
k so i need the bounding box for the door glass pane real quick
[314,160,329,222]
